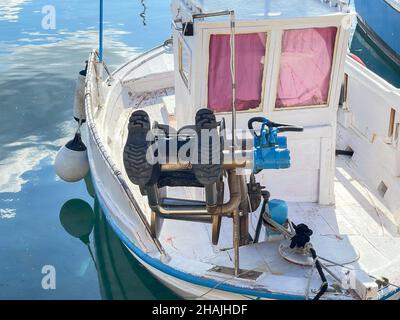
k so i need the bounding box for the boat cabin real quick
[171,0,352,205]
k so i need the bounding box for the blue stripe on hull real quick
[90,168,400,300]
[92,185,305,300]
[355,0,400,57]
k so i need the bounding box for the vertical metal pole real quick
[233,208,240,277]
[229,11,239,276]
[230,11,236,153]
[99,0,104,63]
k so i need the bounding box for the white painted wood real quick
[171,0,353,204]
[338,57,400,220]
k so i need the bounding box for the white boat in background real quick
[56,0,400,300]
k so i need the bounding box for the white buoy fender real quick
[55,133,90,183]
[73,64,88,123]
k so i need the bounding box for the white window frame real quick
[272,26,340,111]
[178,36,192,90]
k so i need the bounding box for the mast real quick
[99,0,104,62]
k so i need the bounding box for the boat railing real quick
[93,50,115,85]
[111,39,173,83]
[85,50,167,258]
[384,0,400,12]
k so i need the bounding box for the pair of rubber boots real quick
[123,109,223,188]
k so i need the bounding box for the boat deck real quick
[105,48,400,299]
[159,155,400,295]
[115,88,400,298]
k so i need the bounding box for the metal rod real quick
[263,215,295,238]
[160,214,213,223]
[160,198,206,207]
[192,10,232,19]
[160,162,192,172]
[102,61,113,82]
[93,51,114,82]
[160,160,250,171]
[320,263,343,284]
[110,40,171,81]
[146,185,216,216]
[99,0,104,63]
[230,11,237,153]
[233,208,240,276]
[160,148,253,172]
[191,9,237,153]
[208,170,242,216]
[238,175,250,245]
[155,205,209,216]
[117,177,167,255]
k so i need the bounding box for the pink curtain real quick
[208,33,266,112]
[276,27,337,108]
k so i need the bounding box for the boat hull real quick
[92,176,298,300]
[94,171,400,300]
[355,0,400,64]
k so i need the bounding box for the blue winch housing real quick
[249,117,303,173]
[253,126,291,172]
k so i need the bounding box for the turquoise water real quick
[0,0,177,300]
[0,1,398,300]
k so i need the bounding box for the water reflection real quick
[84,174,96,199]
[0,0,31,22]
[94,199,178,300]
[0,0,171,299]
[0,0,170,195]
[140,0,147,26]
[0,157,100,300]
[0,29,137,194]
[58,196,178,300]
[60,199,97,269]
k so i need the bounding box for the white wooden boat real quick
[62,0,400,300]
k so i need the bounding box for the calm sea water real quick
[0,0,177,300]
[0,1,398,300]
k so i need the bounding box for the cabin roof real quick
[191,0,343,21]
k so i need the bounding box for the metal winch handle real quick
[278,126,304,133]
[248,117,304,136]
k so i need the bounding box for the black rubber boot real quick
[192,109,223,186]
[123,110,160,186]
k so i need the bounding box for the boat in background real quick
[354,0,400,64]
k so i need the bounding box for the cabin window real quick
[275,27,337,109]
[179,38,191,88]
[208,33,267,113]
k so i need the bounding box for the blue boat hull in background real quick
[355,0,400,64]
